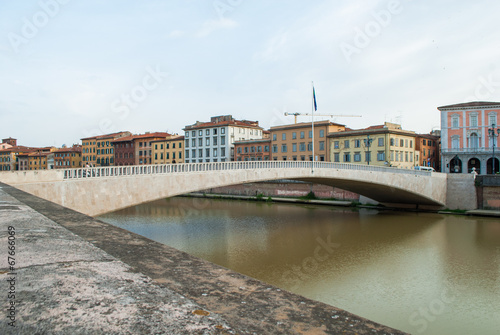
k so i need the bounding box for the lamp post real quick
[488,123,500,174]
[364,135,373,165]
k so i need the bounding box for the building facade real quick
[81,131,131,167]
[415,133,441,171]
[328,122,418,169]
[439,101,500,174]
[112,132,171,166]
[270,121,345,161]
[183,115,264,163]
[234,138,271,161]
[54,145,82,169]
[151,136,184,164]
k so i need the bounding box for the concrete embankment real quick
[0,182,407,334]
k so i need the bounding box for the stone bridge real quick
[0,161,476,216]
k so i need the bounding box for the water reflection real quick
[99,198,500,335]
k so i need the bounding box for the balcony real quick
[441,147,494,154]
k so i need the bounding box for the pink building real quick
[438,101,500,174]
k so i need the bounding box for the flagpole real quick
[311,81,315,174]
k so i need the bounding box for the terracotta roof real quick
[112,132,171,143]
[184,120,262,130]
[234,138,271,145]
[150,135,184,143]
[437,101,500,110]
[54,146,82,153]
[81,131,131,141]
[270,120,345,131]
[0,146,39,153]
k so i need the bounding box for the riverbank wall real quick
[0,182,407,335]
[475,175,500,210]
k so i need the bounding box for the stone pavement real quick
[0,183,407,334]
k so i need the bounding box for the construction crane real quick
[284,112,362,124]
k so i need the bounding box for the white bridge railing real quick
[62,161,432,180]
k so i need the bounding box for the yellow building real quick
[270,120,345,161]
[54,145,82,169]
[328,122,418,169]
[152,135,184,164]
[28,152,49,170]
[81,131,131,167]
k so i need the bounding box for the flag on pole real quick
[313,86,317,111]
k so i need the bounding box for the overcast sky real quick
[1,0,500,147]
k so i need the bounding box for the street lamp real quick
[364,135,373,165]
[488,123,500,174]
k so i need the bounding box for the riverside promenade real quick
[0,182,407,334]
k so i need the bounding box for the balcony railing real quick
[62,161,432,180]
[441,147,494,154]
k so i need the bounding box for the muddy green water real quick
[99,197,500,334]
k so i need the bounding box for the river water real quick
[98,197,500,334]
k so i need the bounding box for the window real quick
[206,129,210,135]
[469,133,479,148]
[344,140,350,148]
[213,137,217,146]
[264,145,269,152]
[470,114,478,127]
[192,149,196,158]
[206,149,210,157]
[198,149,203,157]
[319,129,324,138]
[405,139,408,148]
[390,138,395,146]
[319,141,325,151]
[257,146,262,152]
[282,133,286,140]
[273,134,277,141]
[292,132,297,139]
[213,128,217,135]
[237,147,242,154]
[354,139,360,148]
[206,138,210,146]
[244,147,249,153]
[272,145,278,153]
[221,136,225,145]
[299,143,305,151]
[354,152,361,162]
[281,144,287,152]
[213,148,218,157]
[192,131,196,137]
[221,148,225,156]
[166,153,170,159]
[378,138,384,146]
[292,143,297,152]
[198,138,203,146]
[199,130,203,136]
[221,128,225,134]
[307,142,313,151]
[186,151,189,158]
[334,153,340,162]
[377,151,385,161]
[251,146,255,153]
[452,115,459,128]
[186,132,189,138]
[489,113,497,126]
[300,131,305,139]
[405,152,408,162]
[344,153,351,162]
[309,131,312,138]
[400,139,404,147]
[334,141,339,149]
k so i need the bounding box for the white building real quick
[183,115,264,163]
